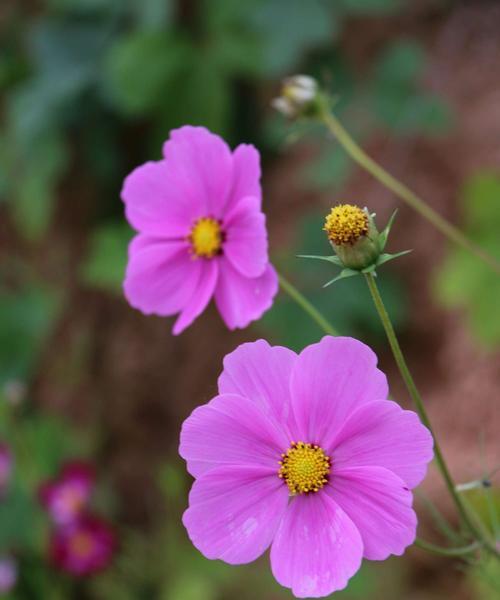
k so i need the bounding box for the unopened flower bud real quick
[272,75,319,119]
[324,204,381,270]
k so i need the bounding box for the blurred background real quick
[1,0,499,598]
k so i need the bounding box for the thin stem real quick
[320,110,500,275]
[278,272,337,336]
[416,490,464,544]
[414,538,479,558]
[364,272,500,559]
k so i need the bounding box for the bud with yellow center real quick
[324,204,381,270]
[299,204,409,285]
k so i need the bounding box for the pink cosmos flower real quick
[39,462,95,525]
[50,515,116,577]
[180,336,434,598]
[121,126,278,335]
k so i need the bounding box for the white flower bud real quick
[272,74,319,118]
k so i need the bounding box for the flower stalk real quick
[414,538,479,558]
[319,110,500,276]
[277,271,337,336]
[364,271,500,559]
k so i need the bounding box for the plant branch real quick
[364,272,500,559]
[278,272,337,336]
[320,110,500,275]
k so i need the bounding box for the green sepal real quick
[323,268,359,288]
[375,249,412,266]
[298,254,343,266]
[378,210,398,250]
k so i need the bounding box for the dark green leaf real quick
[81,222,133,292]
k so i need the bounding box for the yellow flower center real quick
[189,217,223,258]
[324,204,368,246]
[278,441,331,495]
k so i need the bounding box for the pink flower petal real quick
[215,259,278,329]
[331,401,433,488]
[217,339,297,435]
[327,466,417,560]
[179,393,288,478]
[121,160,196,236]
[223,196,268,278]
[123,237,199,316]
[164,126,233,219]
[290,336,388,446]
[226,143,262,212]
[172,258,219,335]
[183,465,288,564]
[270,493,363,598]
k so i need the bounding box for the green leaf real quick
[0,482,40,549]
[0,284,61,386]
[298,254,342,266]
[323,268,359,287]
[102,32,191,116]
[337,0,402,14]
[375,249,412,266]
[434,171,500,347]
[303,146,352,191]
[81,222,133,293]
[152,55,232,140]
[7,19,109,145]
[370,40,452,134]
[378,209,398,250]
[9,130,67,240]
[250,0,336,76]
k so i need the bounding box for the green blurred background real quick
[1,0,499,598]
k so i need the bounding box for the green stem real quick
[278,272,337,336]
[320,110,500,276]
[364,272,500,559]
[414,538,479,558]
[416,490,464,544]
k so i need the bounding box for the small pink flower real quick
[121,126,278,335]
[39,462,95,525]
[0,444,13,496]
[180,336,434,598]
[50,515,116,577]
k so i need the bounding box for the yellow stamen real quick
[278,441,331,495]
[324,204,368,246]
[189,217,223,258]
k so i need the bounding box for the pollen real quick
[189,217,223,258]
[278,441,331,495]
[324,204,368,246]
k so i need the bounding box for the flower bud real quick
[323,204,381,270]
[272,75,319,119]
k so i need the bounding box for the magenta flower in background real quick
[0,556,17,593]
[180,336,434,598]
[0,444,12,496]
[121,126,278,334]
[50,515,116,577]
[39,461,95,525]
